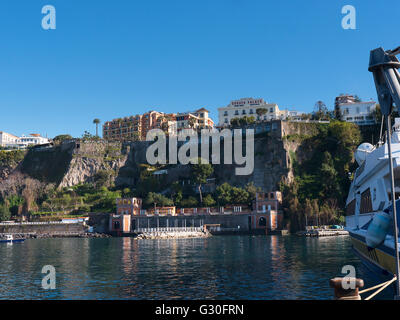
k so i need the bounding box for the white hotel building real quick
[338,100,377,126]
[0,132,49,149]
[218,98,301,126]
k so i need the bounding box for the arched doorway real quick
[259,217,267,227]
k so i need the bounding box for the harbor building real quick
[116,197,143,215]
[106,191,284,236]
[109,214,131,235]
[335,94,377,126]
[252,191,283,231]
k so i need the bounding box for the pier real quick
[134,227,209,239]
[297,229,349,237]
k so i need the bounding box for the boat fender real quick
[366,211,391,249]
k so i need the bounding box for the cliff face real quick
[0,121,324,200]
[58,141,128,188]
[0,140,128,199]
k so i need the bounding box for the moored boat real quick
[0,234,25,243]
[346,46,400,284]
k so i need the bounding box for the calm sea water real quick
[0,235,393,300]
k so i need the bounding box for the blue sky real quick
[0,0,399,138]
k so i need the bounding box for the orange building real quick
[253,191,282,213]
[103,110,177,141]
[251,191,283,231]
[116,197,143,215]
[109,214,131,235]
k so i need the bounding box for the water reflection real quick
[0,235,393,300]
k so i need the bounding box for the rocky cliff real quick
[0,121,325,201]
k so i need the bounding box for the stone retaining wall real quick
[0,222,86,235]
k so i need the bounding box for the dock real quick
[297,229,349,237]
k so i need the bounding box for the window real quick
[235,110,239,115]
[270,108,273,113]
[224,111,228,116]
[242,110,246,114]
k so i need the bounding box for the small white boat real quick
[0,234,25,243]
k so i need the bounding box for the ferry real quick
[0,234,25,243]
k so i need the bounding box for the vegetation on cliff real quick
[0,150,26,167]
[281,121,361,231]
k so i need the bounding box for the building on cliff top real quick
[103,108,215,142]
[0,132,49,149]
[335,94,377,126]
[218,98,304,126]
[103,110,177,142]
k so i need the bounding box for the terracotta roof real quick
[196,108,209,113]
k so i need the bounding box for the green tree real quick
[313,101,331,120]
[174,190,183,207]
[312,199,320,226]
[93,119,101,137]
[122,188,131,197]
[192,158,213,204]
[216,183,232,205]
[245,182,261,205]
[0,204,11,222]
[179,196,198,208]
[7,195,24,216]
[202,194,216,207]
[144,192,173,210]
[230,117,241,127]
[319,152,340,200]
[304,198,313,227]
[256,108,268,118]
[231,187,249,204]
[53,134,73,143]
[93,170,112,188]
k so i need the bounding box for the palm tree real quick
[93,118,101,137]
